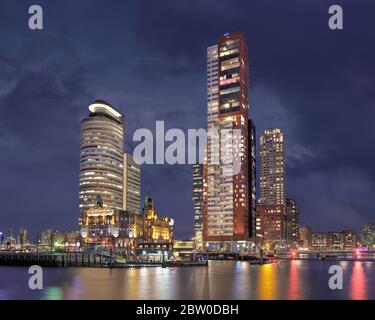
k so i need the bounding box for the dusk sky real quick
[0,0,374,240]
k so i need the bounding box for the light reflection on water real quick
[350,262,367,300]
[0,260,374,300]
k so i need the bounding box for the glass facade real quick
[79,100,124,213]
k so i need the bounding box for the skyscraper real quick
[204,44,221,244]
[203,32,250,250]
[192,164,204,237]
[123,153,141,214]
[285,198,300,245]
[257,128,286,244]
[248,119,256,239]
[259,128,285,205]
[79,100,124,213]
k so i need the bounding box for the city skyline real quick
[1,1,375,239]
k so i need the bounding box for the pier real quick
[0,252,208,268]
[0,252,110,267]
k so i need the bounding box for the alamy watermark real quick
[132,121,242,175]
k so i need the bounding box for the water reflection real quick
[42,287,63,300]
[257,264,277,300]
[350,262,367,300]
[288,261,299,300]
[0,261,374,299]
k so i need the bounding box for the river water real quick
[0,260,374,300]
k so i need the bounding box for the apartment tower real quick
[256,128,286,243]
[203,32,250,249]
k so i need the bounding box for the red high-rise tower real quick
[203,32,250,249]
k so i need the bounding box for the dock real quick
[0,252,208,268]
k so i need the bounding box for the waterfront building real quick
[142,194,174,243]
[342,230,359,250]
[80,195,143,249]
[79,100,124,213]
[173,240,195,260]
[285,198,300,246]
[326,232,343,250]
[203,32,251,251]
[312,232,327,250]
[299,226,312,249]
[256,204,285,244]
[137,194,174,262]
[361,223,375,248]
[123,153,141,214]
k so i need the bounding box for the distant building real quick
[257,128,286,245]
[192,163,204,251]
[312,232,326,250]
[256,204,285,244]
[326,232,343,250]
[285,199,300,245]
[361,223,375,248]
[40,229,56,246]
[19,228,28,248]
[342,230,359,250]
[123,153,141,214]
[299,226,312,249]
[192,163,204,237]
[259,128,285,206]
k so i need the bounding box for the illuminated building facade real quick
[203,32,251,250]
[326,232,343,250]
[299,226,312,249]
[285,198,300,245]
[79,100,124,213]
[256,204,285,243]
[192,164,204,239]
[40,229,56,246]
[259,128,285,205]
[342,230,359,250]
[256,128,286,244]
[123,153,141,214]
[142,194,174,243]
[361,223,375,248]
[312,232,327,250]
[204,44,221,245]
[80,195,143,249]
[173,240,195,260]
[136,194,174,262]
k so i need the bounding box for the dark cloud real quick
[0,0,374,238]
